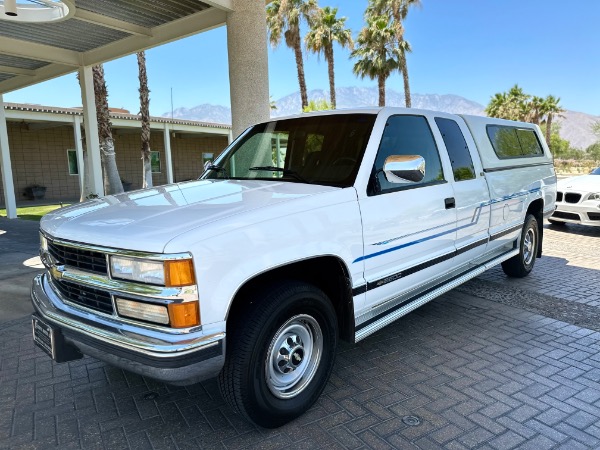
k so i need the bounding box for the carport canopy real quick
[0,0,270,218]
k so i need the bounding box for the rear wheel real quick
[502,214,539,278]
[218,281,337,428]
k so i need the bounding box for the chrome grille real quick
[47,240,107,275]
[52,279,114,314]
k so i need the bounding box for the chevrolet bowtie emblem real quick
[50,264,66,280]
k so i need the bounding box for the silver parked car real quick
[550,168,600,226]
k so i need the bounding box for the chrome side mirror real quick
[383,155,426,184]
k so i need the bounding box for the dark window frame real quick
[368,114,447,197]
[486,124,545,160]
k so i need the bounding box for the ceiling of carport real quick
[0,0,232,94]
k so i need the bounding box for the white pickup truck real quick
[32,108,556,427]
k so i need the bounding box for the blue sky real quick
[5,0,600,116]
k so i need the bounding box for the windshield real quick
[202,114,376,187]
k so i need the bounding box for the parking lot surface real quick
[1,218,599,449]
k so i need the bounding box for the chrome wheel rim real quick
[265,314,323,399]
[523,227,535,265]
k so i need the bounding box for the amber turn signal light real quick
[168,302,200,328]
[164,259,196,287]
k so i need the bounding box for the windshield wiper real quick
[249,166,307,183]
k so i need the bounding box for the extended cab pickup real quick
[31,108,556,427]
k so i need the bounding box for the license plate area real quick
[32,315,83,363]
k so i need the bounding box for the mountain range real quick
[163,87,599,150]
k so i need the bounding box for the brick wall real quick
[0,122,229,206]
[171,135,229,182]
[115,132,228,188]
[0,122,79,204]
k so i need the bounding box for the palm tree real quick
[352,15,401,107]
[267,0,318,110]
[485,92,510,119]
[367,0,420,107]
[305,6,353,109]
[528,96,545,125]
[92,65,123,195]
[485,84,532,121]
[137,51,152,188]
[542,95,565,147]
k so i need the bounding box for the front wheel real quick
[218,281,337,428]
[501,214,539,278]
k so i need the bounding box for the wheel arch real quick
[526,198,544,257]
[225,256,355,342]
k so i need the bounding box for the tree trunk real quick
[400,50,411,108]
[326,45,336,109]
[546,115,553,149]
[92,65,123,195]
[78,125,94,202]
[378,75,386,107]
[392,8,411,108]
[137,51,153,188]
[293,33,309,110]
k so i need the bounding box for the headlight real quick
[588,192,600,201]
[110,256,196,287]
[110,256,165,285]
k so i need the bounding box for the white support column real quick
[227,129,233,145]
[78,66,104,197]
[0,94,17,219]
[73,116,85,197]
[226,0,270,138]
[164,124,174,184]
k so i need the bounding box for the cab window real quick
[370,115,445,195]
[435,117,476,181]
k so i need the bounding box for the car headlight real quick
[110,256,196,287]
[588,192,600,201]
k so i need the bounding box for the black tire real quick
[218,281,337,428]
[548,218,566,226]
[501,214,539,278]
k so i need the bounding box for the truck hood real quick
[41,180,339,253]
[558,175,600,192]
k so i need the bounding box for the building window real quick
[151,151,161,173]
[67,149,78,175]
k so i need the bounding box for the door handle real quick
[444,197,456,209]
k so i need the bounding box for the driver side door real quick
[356,114,458,329]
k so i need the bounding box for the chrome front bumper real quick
[31,273,225,385]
